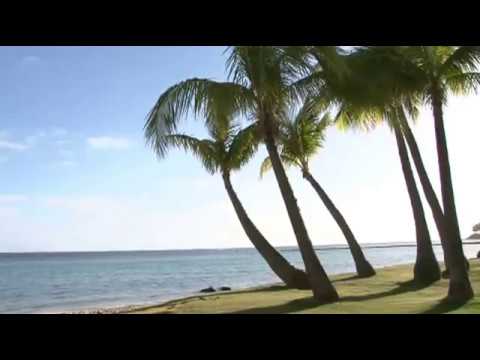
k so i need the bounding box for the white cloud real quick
[0,130,46,151]
[0,139,29,151]
[87,136,132,150]
[25,131,47,147]
[0,128,71,153]
[20,55,41,66]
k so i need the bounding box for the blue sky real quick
[1,46,479,252]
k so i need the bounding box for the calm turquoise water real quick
[0,243,478,314]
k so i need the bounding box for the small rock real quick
[218,286,231,291]
[200,286,216,293]
[477,250,480,259]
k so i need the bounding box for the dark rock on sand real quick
[218,286,231,291]
[200,286,216,293]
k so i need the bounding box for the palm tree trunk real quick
[401,119,448,264]
[431,89,473,302]
[394,127,440,284]
[262,114,339,303]
[402,117,470,277]
[222,172,310,289]
[302,170,375,278]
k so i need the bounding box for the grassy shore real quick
[126,259,480,314]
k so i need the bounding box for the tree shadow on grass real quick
[229,278,439,314]
[421,298,468,314]
[333,275,362,283]
[340,279,431,303]
[231,296,319,314]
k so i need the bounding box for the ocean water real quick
[0,243,479,314]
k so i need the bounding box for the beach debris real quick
[199,286,216,293]
[218,286,231,291]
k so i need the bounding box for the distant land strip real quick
[298,241,480,252]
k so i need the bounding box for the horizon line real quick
[2,241,479,255]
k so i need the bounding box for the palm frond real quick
[259,156,273,179]
[441,46,480,75]
[228,122,263,171]
[259,154,298,179]
[144,78,254,147]
[445,72,480,96]
[274,98,332,168]
[154,134,220,175]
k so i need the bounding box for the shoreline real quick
[60,262,424,314]
[61,283,282,314]
[43,249,480,314]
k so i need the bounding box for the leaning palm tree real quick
[400,113,469,277]
[145,46,340,302]
[259,99,376,278]
[353,46,479,301]
[400,46,478,301]
[146,115,310,289]
[336,103,441,285]
[300,47,441,284]
[338,46,454,276]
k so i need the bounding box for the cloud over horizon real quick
[87,136,132,150]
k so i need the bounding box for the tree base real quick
[414,258,441,285]
[286,268,311,290]
[447,278,474,303]
[312,287,340,304]
[310,277,340,304]
[356,261,376,278]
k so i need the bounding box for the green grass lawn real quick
[128,259,480,314]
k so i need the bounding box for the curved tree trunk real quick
[222,172,310,289]
[401,119,471,276]
[401,119,448,263]
[303,170,375,278]
[431,90,473,302]
[262,114,339,303]
[394,127,440,284]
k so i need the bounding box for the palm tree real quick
[301,47,441,284]
[392,110,441,284]
[400,115,469,276]
[336,104,441,284]
[259,99,375,278]
[145,115,310,289]
[363,46,479,301]
[144,46,340,302]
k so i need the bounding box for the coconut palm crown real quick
[259,99,331,177]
